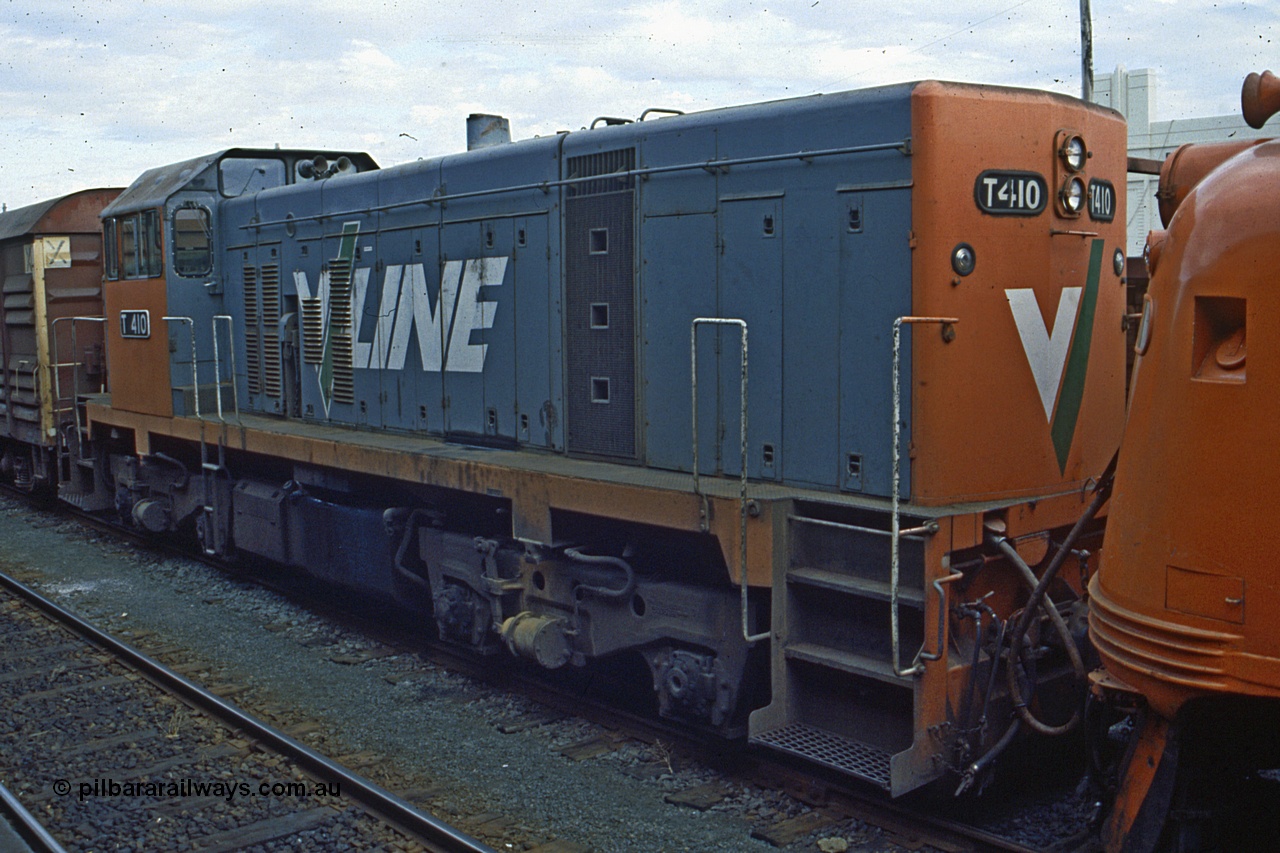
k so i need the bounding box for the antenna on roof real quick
[1079,0,1094,101]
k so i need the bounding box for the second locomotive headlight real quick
[1060,176,1086,215]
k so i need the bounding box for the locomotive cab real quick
[81,148,376,525]
[99,149,378,421]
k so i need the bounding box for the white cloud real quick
[0,0,1274,209]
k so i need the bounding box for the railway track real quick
[2,489,1087,852]
[0,565,495,853]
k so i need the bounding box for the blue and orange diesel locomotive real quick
[2,80,1130,797]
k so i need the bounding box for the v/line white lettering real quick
[293,256,508,374]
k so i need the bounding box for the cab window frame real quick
[103,218,118,280]
[104,210,164,281]
[219,156,287,198]
[171,205,213,278]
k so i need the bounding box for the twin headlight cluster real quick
[1057,131,1089,217]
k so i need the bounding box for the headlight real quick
[1060,177,1086,215]
[1060,135,1087,171]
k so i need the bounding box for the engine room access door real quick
[716,195,783,480]
[564,149,636,459]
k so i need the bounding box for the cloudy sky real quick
[0,0,1274,210]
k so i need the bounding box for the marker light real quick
[1113,247,1126,277]
[951,243,976,276]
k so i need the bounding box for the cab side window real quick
[103,218,118,279]
[173,207,212,277]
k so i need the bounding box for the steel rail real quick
[0,780,67,853]
[0,569,497,853]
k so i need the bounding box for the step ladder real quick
[750,508,939,793]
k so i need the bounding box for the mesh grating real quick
[752,724,892,790]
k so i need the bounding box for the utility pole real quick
[1080,0,1094,101]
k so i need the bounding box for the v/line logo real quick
[349,257,508,373]
[1005,239,1103,473]
[292,237,508,377]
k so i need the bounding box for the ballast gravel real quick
[0,496,901,853]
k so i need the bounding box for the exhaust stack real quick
[467,114,511,150]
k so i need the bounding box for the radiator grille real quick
[244,329,261,394]
[330,334,354,404]
[262,332,281,398]
[564,152,636,458]
[242,265,258,324]
[301,298,324,364]
[566,149,636,197]
[327,256,354,404]
[242,266,262,394]
[260,264,281,397]
[260,264,280,326]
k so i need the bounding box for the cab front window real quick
[220,157,285,197]
[173,207,212,277]
[120,216,138,278]
[106,210,163,280]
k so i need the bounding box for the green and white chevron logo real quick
[319,222,360,410]
[1006,239,1103,473]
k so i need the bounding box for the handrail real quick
[49,316,106,460]
[890,316,957,677]
[691,317,767,644]
[211,315,241,423]
[241,139,912,230]
[917,571,964,663]
[638,108,685,121]
[787,513,937,541]
[163,316,199,420]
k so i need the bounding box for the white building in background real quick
[1092,66,1272,256]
